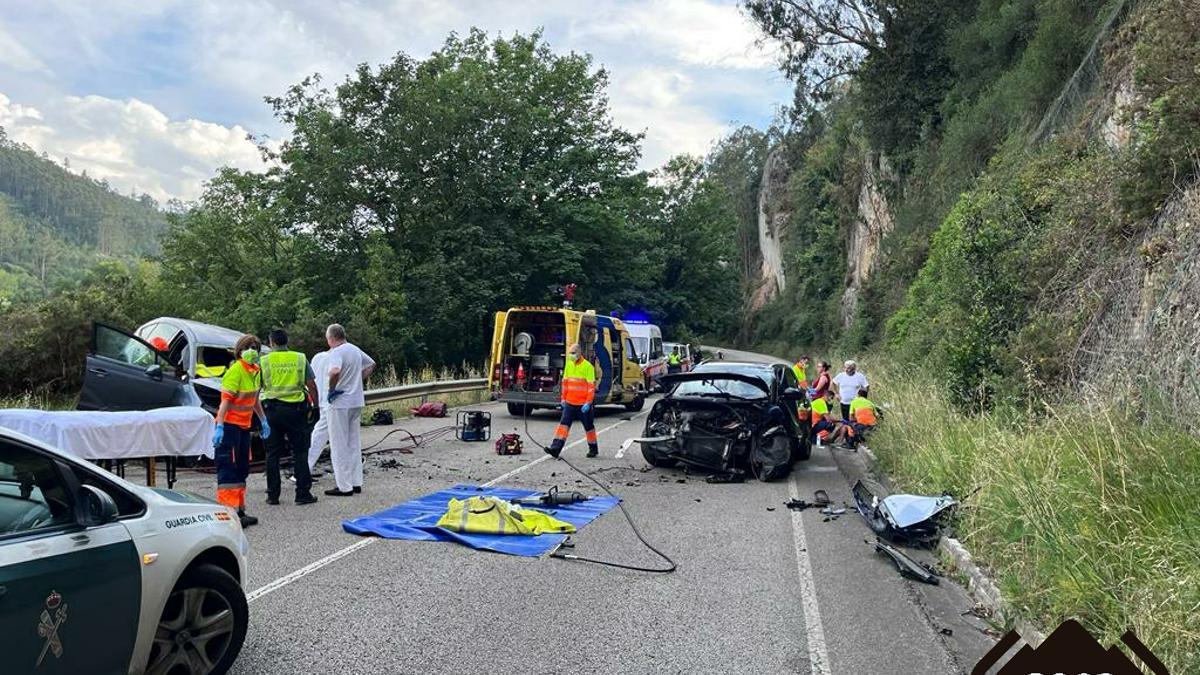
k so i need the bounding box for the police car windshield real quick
[672,365,770,400]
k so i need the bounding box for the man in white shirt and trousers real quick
[832,360,869,423]
[305,349,330,477]
[322,324,376,497]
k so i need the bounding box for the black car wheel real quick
[624,395,645,413]
[146,564,247,675]
[506,402,529,417]
[751,433,793,481]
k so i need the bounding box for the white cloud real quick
[610,67,729,167]
[0,24,48,73]
[0,0,792,200]
[0,92,265,203]
[570,0,777,69]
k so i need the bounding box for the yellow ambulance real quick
[488,306,647,416]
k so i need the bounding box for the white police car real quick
[0,427,249,675]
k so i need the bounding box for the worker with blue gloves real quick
[547,342,600,459]
[212,334,270,528]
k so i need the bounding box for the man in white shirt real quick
[306,350,330,476]
[322,324,376,496]
[832,360,869,422]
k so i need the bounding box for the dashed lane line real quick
[247,414,640,604]
[788,472,833,675]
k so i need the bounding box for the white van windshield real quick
[631,337,649,363]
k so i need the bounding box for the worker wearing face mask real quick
[212,334,271,528]
[546,342,599,459]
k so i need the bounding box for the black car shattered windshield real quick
[670,365,771,400]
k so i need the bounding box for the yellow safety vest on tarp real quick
[262,350,308,403]
[436,496,576,535]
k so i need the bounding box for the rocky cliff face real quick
[749,146,791,312]
[839,152,896,328]
[1072,182,1200,429]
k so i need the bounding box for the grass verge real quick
[867,361,1199,672]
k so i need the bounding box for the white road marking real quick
[788,473,833,675]
[248,414,637,604]
[246,539,376,603]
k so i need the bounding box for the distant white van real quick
[626,322,667,389]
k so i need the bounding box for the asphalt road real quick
[160,347,996,674]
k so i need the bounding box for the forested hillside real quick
[728,0,1200,413]
[0,31,743,396]
[727,1,1199,667]
[0,134,166,304]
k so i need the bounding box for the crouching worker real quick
[212,334,270,528]
[831,388,878,448]
[546,343,599,459]
[810,391,839,445]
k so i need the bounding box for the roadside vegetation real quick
[743,6,1199,663]
[867,362,1199,672]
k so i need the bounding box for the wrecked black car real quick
[638,362,811,481]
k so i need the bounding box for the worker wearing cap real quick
[261,329,318,506]
[547,342,599,459]
[830,388,879,448]
[212,334,269,528]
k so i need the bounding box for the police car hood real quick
[149,487,221,505]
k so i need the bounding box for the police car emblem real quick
[36,590,68,667]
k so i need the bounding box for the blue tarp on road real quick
[342,483,619,557]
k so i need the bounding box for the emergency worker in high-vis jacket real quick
[262,329,318,506]
[213,334,270,528]
[546,342,599,459]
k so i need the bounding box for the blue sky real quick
[0,0,792,202]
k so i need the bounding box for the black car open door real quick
[77,323,188,411]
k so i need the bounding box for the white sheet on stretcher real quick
[0,407,214,460]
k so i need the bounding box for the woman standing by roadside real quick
[811,362,832,399]
[212,334,271,528]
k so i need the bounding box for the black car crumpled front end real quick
[640,397,798,481]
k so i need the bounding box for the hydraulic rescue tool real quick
[516,485,589,507]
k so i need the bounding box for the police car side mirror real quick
[145,363,163,381]
[80,484,120,525]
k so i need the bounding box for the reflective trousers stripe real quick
[554,425,569,440]
[216,486,245,509]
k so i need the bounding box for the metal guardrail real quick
[363,378,488,405]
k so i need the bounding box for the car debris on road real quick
[870,538,942,585]
[852,478,958,545]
